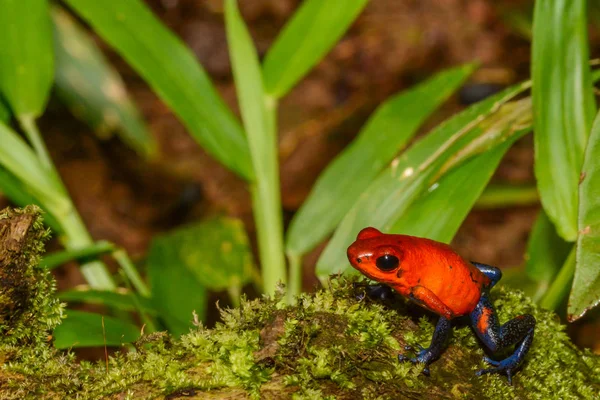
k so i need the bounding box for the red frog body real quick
[347,227,535,384]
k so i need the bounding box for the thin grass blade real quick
[225,0,285,294]
[262,0,369,98]
[42,241,116,270]
[59,288,157,314]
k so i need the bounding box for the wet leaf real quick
[52,7,156,158]
[531,0,596,241]
[286,64,475,257]
[64,0,253,179]
[53,310,140,349]
[262,0,369,98]
[569,110,600,321]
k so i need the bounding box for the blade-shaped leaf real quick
[0,0,54,117]
[286,64,475,257]
[52,7,156,158]
[524,210,571,302]
[532,0,596,241]
[0,166,62,233]
[59,288,157,314]
[389,132,525,243]
[262,0,369,98]
[147,238,207,336]
[569,110,600,321]
[0,122,70,215]
[42,241,116,269]
[63,0,253,180]
[53,310,140,349]
[316,83,531,278]
[147,217,254,335]
[225,0,286,293]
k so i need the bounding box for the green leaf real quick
[316,83,531,278]
[63,0,253,180]
[0,166,62,233]
[531,0,596,241]
[524,210,571,302]
[262,0,369,98]
[475,184,538,209]
[0,122,70,216]
[569,110,600,321]
[286,64,475,257]
[53,310,140,349]
[52,7,156,158]
[389,133,524,242]
[0,98,9,122]
[42,241,116,270]
[0,0,54,117]
[58,288,157,314]
[147,217,254,335]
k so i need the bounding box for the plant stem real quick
[539,247,576,310]
[113,249,150,297]
[60,209,116,290]
[250,95,287,295]
[18,117,116,290]
[287,253,302,303]
[476,184,539,209]
[19,116,53,171]
[119,270,156,333]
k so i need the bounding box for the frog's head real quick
[347,227,404,284]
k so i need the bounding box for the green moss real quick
[0,208,598,398]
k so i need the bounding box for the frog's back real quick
[395,235,490,316]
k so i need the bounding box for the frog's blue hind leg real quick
[398,316,452,376]
[469,293,535,385]
[472,262,502,288]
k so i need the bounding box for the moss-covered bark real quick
[0,206,599,399]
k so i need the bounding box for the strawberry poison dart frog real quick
[347,227,535,384]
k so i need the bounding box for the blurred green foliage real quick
[0,0,597,349]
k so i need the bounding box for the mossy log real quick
[0,206,599,399]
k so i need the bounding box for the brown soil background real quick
[1,0,599,354]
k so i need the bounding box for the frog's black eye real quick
[375,254,399,271]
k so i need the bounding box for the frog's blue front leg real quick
[398,316,452,376]
[469,292,535,384]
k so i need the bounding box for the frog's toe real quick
[403,344,424,352]
[475,364,515,385]
[482,356,501,367]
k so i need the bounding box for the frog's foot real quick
[398,345,433,376]
[353,283,394,301]
[476,356,518,385]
